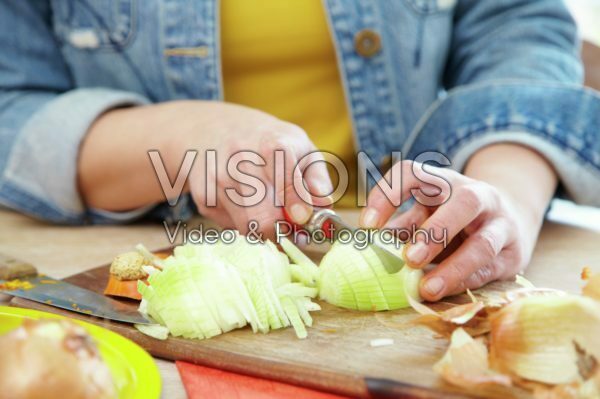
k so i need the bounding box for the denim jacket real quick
[1,0,599,224]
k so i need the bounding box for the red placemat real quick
[176,361,349,399]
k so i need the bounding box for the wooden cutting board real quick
[10,258,529,399]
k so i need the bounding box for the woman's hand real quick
[359,144,557,301]
[178,102,333,237]
[80,101,332,237]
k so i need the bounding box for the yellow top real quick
[221,0,357,207]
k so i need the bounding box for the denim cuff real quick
[404,82,600,207]
[1,88,149,224]
[451,131,600,206]
[87,195,195,225]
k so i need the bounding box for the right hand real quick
[174,102,333,238]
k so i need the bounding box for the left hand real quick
[360,160,536,302]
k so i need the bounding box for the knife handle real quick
[365,377,471,399]
[282,208,333,239]
[0,253,38,280]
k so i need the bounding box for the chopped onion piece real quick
[370,338,394,347]
[135,324,169,340]
[136,236,320,340]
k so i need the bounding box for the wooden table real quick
[583,40,600,91]
[1,203,599,399]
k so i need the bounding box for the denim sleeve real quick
[0,1,150,224]
[444,0,582,86]
[406,0,600,206]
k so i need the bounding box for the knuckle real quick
[401,159,414,170]
[464,264,498,290]
[258,135,276,154]
[259,126,292,148]
[448,261,469,284]
[475,264,496,283]
[250,205,278,226]
[226,139,245,155]
[427,218,447,237]
[454,280,468,294]
[465,273,483,290]
[456,184,483,213]
[475,230,501,260]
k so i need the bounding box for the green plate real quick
[0,306,161,399]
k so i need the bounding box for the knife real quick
[0,252,153,324]
[297,208,406,274]
[365,377,475,399]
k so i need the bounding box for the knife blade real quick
[0,253,153,324]
[305,208,406,274]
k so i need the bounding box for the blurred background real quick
[566,0,600,89]
[546,0,600,230]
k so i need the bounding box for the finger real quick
[223,163,282,238]
[360,160,454,229]
[298,150,334,208]
[450,264,501,297]
[192,190,236,230]
[384,203,431,243]
[235,189,283,240]
[384,203,430,231]
[419,218,509,301]
[197,207,236,230]
[446,246,523,296]
[405,182,495,268]
[261,126,314,224]
[188,168,237,229]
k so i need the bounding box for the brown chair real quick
[583,41,600,91]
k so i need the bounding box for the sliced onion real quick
[318,237,423,311]
[137,236,320,340]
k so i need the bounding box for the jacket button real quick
[354,29,382,58]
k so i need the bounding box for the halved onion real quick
[318,238,422,311]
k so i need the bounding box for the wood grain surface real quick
[583,41,600,91]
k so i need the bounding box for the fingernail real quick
[315,181,332,197]
[289,203,311,224]
[406,241,428,266]
[361,208,380,228]
[424,277,445,297]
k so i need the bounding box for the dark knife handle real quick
[0,253,38,280]
[366,377,474,399]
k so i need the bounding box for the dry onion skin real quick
[582,271,600,301]
[489,295,600,386]
[0,319,116,399]
[410,271,600,398]
[407,280,563,339]
[410,299,493,338]
[433,328,512,389]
